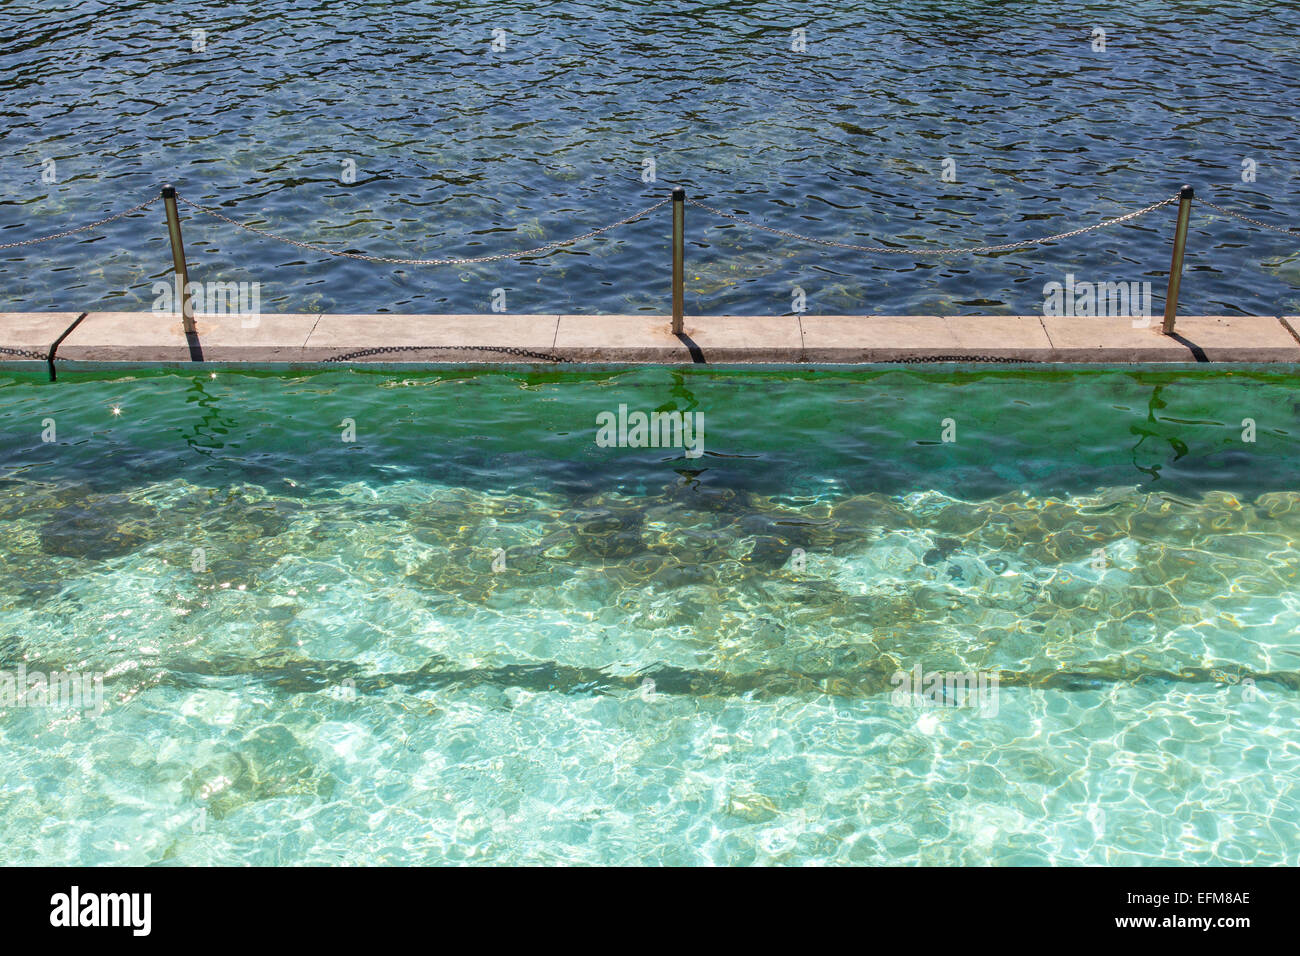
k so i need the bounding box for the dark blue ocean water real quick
[1,0,1298,316]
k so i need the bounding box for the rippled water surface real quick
[0,364,1298,864]
[1,1,1298,316]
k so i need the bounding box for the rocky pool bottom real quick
[0,366,1296,864]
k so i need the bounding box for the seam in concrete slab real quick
[797,314,806,363]
[1279,316,1300,348]
[550,314,560,352]
[301,312,325,349]
[1037,315,1055,351]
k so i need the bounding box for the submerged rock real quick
[182,724,336,820]
[203,494,298,538]
[39,499,155,559]
[921,536,961,566]
[569,507,645,559]
[743,535,797,569]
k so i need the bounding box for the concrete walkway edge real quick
[3,312,1299,365]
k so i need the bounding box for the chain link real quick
[322,344,561,363]
[0,196,160,250]
[0,346,50,360]
[688,195,1179,256]
[177,195,669,265]
[1199,199,1300,237]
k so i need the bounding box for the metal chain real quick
[1199,199,1300,237]
[321,344,561,363]
[0,196,160,250]
[7,188,1287,276]
[888,354,1032,364]
[688,195,1179,256]
[177,195,669,265]
[0,346,50,360]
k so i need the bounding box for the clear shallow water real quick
[0,364,1298,865]
[1,0,1298,317]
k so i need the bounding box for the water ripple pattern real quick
[0,365,1297,864]
[1,1,1298,315]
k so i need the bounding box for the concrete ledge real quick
[56,311,323,362]
[1175,315,1300,362]
[553,315,803,362]
[302,313,560,362]
[553,314,686,362]
[948,315,1054,359]
[1041,316,1191,362]
[801,315,1059,362]
[1042,316,1300,362]
[4,312,1299,366]
[0,312,84,361]
[802,315,951,362]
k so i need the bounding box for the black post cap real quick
[161,184,177,199]
[672,187,686,201]
[1179,185,1194,200]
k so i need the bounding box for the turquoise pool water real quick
[1,364,1298,865]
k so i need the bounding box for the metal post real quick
[1161,185,1194,335]
[162,184,196,335]
[671,188,685,335]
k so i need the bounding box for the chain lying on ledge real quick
[1199,199,1300,237]
[321,345,562,363]
[0,346,50,360]
[687,194,1180,256]
[0,196,160,250]
[888,354,1033,364]
[176,195,669,265]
